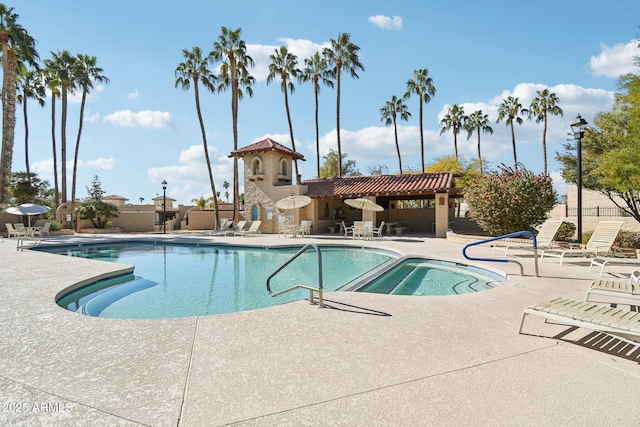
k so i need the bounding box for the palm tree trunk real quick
[335,66,342,177]
[419,99,424,172]
[283,86,299,183]
[394,120,402,173]
[314,82,320,178]
[61,86,68,204]
[0,41,17,203]
[72,91,87,207]
[510,122,517,169]
[453,127,459,160]
[231,58,240,223]
[194,81,220,228]
[542,111,548,175]
[51,94,59,209]
[476,128,483,175]
[23,88,30,174]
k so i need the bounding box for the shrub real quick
[464,164,557,236]
[614,231,640,249]
[554,221,576,242]
[49,221,63,231]
[75,200,120,228]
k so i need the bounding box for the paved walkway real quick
[1,232,639,426]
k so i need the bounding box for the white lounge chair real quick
[519,297,640,345]
[584,270,640,306]
[341,221,354,239]
[540,221,623,265]
[298,220,312,237]
[33,222,51,238]
[5,223,25,239]
[491,220,563,256]
[209,219,233,236]
[371,221,385,240]
[235,220,261,236]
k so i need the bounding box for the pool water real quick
[352,258,504,295]
[50,243,394,318]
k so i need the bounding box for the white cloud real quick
[83,157,118,170]
[590,39,640,78]
[103,110,174,130]
[127,89,139,100]
[247,38,329,83]
[368,15,403,31]
[85,112,100,122]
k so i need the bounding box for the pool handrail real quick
[462,230,539,277]
[266,242,324,307]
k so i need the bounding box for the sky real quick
[9,0,640,206]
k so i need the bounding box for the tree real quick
[380,95,411,173]
[404,68,436,171]
[528,89,563,175]
[49,50,78,204]
[9,171,48,204]
[496,96,527,169]
[75,175,120,228]
[463,110,493,175]
[175,46,220,228]
[0,5,38,202]
[425,155,482,188]
[323,32,364,177]
[210,27,255,222]
[439,104,465,160]
[556,71,640,223]
[267,45,301,183]
[464,164,557,235]
[300,51,334,177]
[319,149,360,178]
[223,180,230,202]
[17,65,46,174]
[42,57,61,208]
[72,54,109,208]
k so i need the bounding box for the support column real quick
[435,193,450,238]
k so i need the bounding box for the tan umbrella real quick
[344,198,383,220]
[5,203,51,226]
[276,195,311,223]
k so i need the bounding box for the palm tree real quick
[300,51,334,177]
[439,104,465,161]
[463,110,493,175]
[380,95,411,173]
[267,45,301,183]
[528,89,563,175]
[17,66,46,175]
[0,5,38,202]
[42,58,61,208]
[223,180,230,202]
[323,32,364,177]
[175,46,221,228]
[496,96,527,169]
[50,50,78,204]
[404,68,436,171]
[71,54,109,207]
[210,27,255,222]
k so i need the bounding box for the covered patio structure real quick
[302,172,460,237]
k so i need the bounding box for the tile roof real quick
[302,172,456,198]
[229,138,305,160]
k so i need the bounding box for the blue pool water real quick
[48,243,394,318]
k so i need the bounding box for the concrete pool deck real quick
[1,232,639,426]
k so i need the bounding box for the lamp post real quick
[161,180,167,234]
[570,115,588,243]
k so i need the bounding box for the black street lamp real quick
[570,114,588,243]
[161,180,167,234]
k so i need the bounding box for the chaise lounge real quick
[519,297,640,345]
[491,220,563,256]
[540,220,623,265]
[584,270,640,306]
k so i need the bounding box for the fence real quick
[566,206,632,217]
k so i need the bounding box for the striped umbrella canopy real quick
[5,203,51,226]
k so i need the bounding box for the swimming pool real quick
[49,243,395,318]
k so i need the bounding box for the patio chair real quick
[230,220,247,235]
[209,219,233,236]
[583,270,640,306]
[6,223,25,239]
[341,221,354,239]
[491,220,563,256]
[540,220,623,265]
[298,220,312,237]
[235,220,262,236]
[518,297,640,345]
[33,222,51,238]
[371,221,385,240]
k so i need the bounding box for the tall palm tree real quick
[404,68,436,171]
[71,54,109,207]
[267,45,301,183]
[323,32,364,177]
[439,104,465,161]
[50,50,78,204]
[0,5,38,202]
[463,110,493,175]
[380,95,411,174]
[17,66,46,175]
[43,58,61,208]
[210,27,255,222]
[528,89,563,175]
[300,51,334,178]
[175,46,220,228]
[496,96,527,169]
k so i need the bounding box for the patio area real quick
[1,231,639,426]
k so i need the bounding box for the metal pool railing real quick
[462,230,539,277]
[266,242,324,307]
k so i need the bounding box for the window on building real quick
[252,204,259,220]
[251,157,262,175]
[279,158,288,176]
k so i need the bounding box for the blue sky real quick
[11,0,640,205]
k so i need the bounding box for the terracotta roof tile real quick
[302,172,455,198]
[229,138,305,160]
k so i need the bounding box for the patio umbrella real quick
[5,203,51,226]
[344,198,384,220]
[275,195,311,224]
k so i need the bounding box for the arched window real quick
[251,204,259,220]
[251,157,262,175]
[279,158,288,176]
